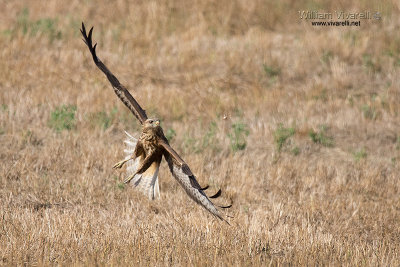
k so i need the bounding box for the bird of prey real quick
[81,23,231,221]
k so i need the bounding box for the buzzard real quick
[81,23,230,222]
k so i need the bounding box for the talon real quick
[113,159,127,169]
[123,173,136,184]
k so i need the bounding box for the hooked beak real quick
[155,120,160,126]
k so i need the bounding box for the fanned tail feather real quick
[124,131,160,200]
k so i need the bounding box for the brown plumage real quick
[81,23,231,222]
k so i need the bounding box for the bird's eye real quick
[149,120,153,123]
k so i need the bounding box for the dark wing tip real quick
[93,43,97,53]
[80,23,87,44]
[80,23,99,63]
[88,26,93,41]
[200,185,209,191]
[80,22,90,45]
[209,189,222,199]
[218,204,232,209]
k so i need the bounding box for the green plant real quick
[361,105,377,120]
[185,121,220,154]
[201,121,217,149]
[309,126,334,147]
[362,53,380,72]
[183,134,197,152]
[13,8,61,41]
[362,54,374,70]
[31,18,62,40]
[343,31,359,46]
[113,176,125,190]
[48,105,77,132]
[16,7,30,34]
[292,146,300,156]
[228,122,249,152]
[263,64,281,78]
[274,124,295,152]
[165,128,176,142]
[321,50,333,64]
[353,148,367,161]
[96,111,112,130]
[90,108,117,130]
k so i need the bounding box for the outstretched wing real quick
[81,22,147,125]
[159,138,230,222]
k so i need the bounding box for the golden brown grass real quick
[1,0,400,265]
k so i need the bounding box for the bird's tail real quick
[124,131,160,200]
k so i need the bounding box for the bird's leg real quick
[114,141,144,169]
[113,156,133,169]
[123,153,155,184]
[123,171,138,184]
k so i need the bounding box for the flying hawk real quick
[81,23,230,222]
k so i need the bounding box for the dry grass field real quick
[1,0,400,265]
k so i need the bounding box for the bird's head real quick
[144,118,160,129]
